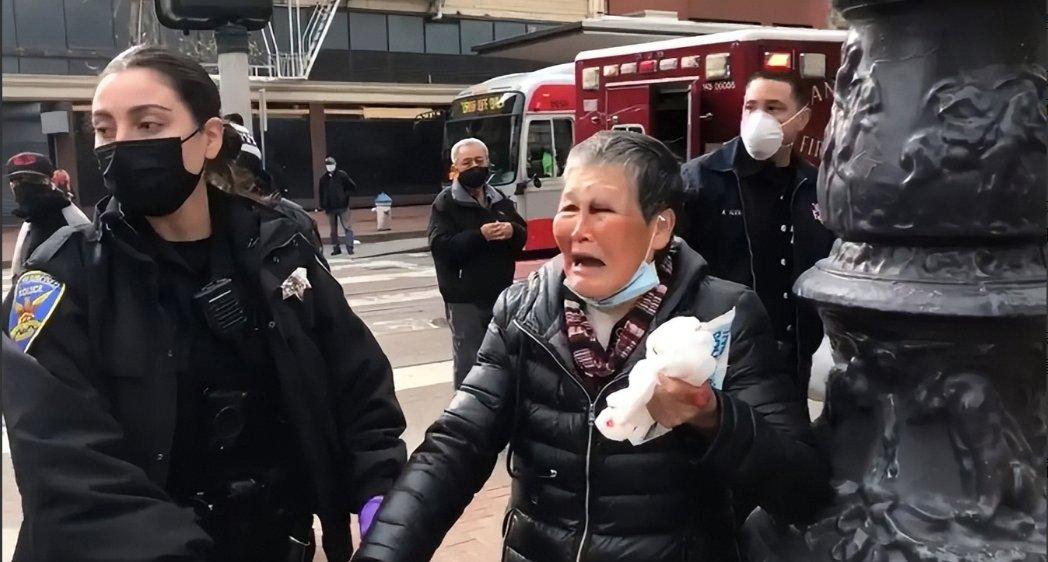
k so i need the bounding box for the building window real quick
[526,23,557,34]
[14,0,68,50]
[350,11,388,51]
[425,21,460,55]
[494,21,526,41]
[320,10,349,51]
[388,14,424,53]
[3,0,17,49]
[64,0,116,50]
[459,20,493,54]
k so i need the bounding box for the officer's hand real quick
[647,374,719,436]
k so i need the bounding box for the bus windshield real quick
[444,92,524,187]
[444,116,519,187]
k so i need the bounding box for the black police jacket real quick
[428,182,527,309]
[355,240,831,562]
[2,188,406,562]
[680,138,836,388]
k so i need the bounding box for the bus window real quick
[527,120,555,179]
[553,119,573,176]
[445,116,519,187]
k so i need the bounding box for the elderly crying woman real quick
[356,131,830,562]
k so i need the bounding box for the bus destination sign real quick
[450,93,520,119]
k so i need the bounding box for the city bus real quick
[444,63,575,252]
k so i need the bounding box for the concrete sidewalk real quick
[1,203,432,267]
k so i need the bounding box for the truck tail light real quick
[620,62,637,75]
[639,60,657,74]
[763,52,793,70]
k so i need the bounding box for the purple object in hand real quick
[359,495,383,537]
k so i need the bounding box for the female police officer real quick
[3,46,405,562]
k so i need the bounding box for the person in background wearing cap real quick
[6,152,90,278]
[224,116,323,252]
[318,156,357,256]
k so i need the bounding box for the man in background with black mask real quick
[429,137,527,388]
[318,155,357,256]
[6,152,89,277]
[680,72,835,394]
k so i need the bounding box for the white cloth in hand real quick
[595,310,735,445]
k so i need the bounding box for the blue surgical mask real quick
[573,259,660,310]
[566,215,666,311]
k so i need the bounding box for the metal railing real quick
[257,0,342,80]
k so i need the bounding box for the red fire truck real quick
[574,28,847,164]
[445,29,847,253]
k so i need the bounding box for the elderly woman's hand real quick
[647,374,720,437]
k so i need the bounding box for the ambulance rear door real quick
[605,85,650,135]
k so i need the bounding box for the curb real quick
[346,230,428,244]
[350,244,431,259]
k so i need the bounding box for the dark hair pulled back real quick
[100,45,242,188]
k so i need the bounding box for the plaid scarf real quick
[564,252,674,383]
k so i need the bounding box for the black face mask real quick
[458,165,490,189]
[11,181,68,219]
[94,130,203,217]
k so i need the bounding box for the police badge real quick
[281,267,311,301]
[8,270,66,353]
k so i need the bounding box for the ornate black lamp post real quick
[787,0,1047,559]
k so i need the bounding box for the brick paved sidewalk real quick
[343,464,511,561]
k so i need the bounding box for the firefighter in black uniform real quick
[2,46,405,562]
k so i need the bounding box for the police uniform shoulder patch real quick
[8,270,66,353]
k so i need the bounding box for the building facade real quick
[1,0,596,222]
[606,0,834,29]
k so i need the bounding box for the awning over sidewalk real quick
[472,12,761,64]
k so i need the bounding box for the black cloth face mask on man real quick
[94,129,204,217]
[457,165,490,190]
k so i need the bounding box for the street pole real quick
[259,87,268,165]
[759,0,1047,560]
[215,23,252,134]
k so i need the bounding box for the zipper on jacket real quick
[787,178,807,352]
[576,402,596,562]
[513,319,635,562]
[731,170,760,292]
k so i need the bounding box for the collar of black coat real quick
[702,136,818,186]
[93,186,298,272]
[450,180,505,208]
[513,238,708,344]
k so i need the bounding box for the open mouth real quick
[571,253,606,268]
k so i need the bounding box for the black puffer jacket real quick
[356,240,831,562]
